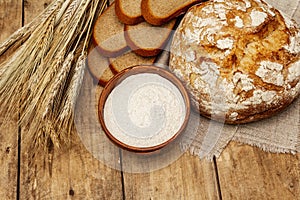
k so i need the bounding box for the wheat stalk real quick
[31,52,75,148]
[0,9,62,124]
[55,1,102,144]
[0,0,65,57]
[56,53,87,145]
[42,53,74,119]
[60,0,81,28]
[0,0,108,152]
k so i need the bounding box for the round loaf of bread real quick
[169,0,300,124]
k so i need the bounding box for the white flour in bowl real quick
[103,73,186,148]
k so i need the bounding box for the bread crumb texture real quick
[93,3,128,57]
[170,0,300,123]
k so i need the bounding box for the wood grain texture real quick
[0,114,18,200]
[19,1,123,199]
[0,0,22,199]
[217,142,300,200]
[122,152,220,200]
[20,134,123,199]
[23,0,52,24]
[0,0,22,42]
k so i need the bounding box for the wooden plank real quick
[19,1,123,199]
[20,133,123,199]
[122,151,220,200]
[23,0,52,22]
[217,142,300,199]
[0,0,22,43]
[0,0,22,199]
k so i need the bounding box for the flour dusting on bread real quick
[170,0,300,123]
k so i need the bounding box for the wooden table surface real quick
[0,0,299,199]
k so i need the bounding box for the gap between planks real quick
[16,0,26,199]
[213,156,223,200]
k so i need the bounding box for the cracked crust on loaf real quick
[169,0,300,124]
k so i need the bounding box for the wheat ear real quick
[0,0,65,57]
[0,0,108,153]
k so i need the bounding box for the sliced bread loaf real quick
[109,51,156,73]
[93,2,129,57]
[115,0,144,25]
[141,0,203,25]
[87,43,115,86]
[124,19,176,57]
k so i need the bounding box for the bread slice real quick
[124,19,176,57]
[93,3,129,57]
[99,67,115,86]
[109,51,156,73]
[87,43,115,86]
[115,0,144,25]
[141,0,203,25]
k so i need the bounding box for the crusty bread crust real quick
[191,91,298,124]
[93,3,129,57]
[109,51,156,73]
[169,0,300,124]
[115,0,144,25]
[124,20,176,57]
[87,42,115,86]
[141,0,203,25]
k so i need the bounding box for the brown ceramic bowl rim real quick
[98,65,191,153]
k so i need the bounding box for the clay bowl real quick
[98,65,190,153]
